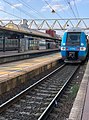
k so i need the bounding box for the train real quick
[0,36,60,51]
[61,27,88,63]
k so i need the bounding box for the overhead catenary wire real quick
[56,2,65,13]
[17,0,46,19]
[64,0,78,19]
[66,0,77,19]
[63,0,72,18]
[0,8,22,19]
[2,0,37,19]
[43,0,71,29]
[73,0,80,18]
[44,0,63,19]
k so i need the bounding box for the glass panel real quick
[67,32,81,45]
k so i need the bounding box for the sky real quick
[0,0,89,35]
[0,0,88,19]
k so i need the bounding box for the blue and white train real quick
[61,27,88,63]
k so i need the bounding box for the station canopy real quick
[0,20,61,41]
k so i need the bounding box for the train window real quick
[14,40,17,45]
[0,39,3,45]
[67,32,80,45]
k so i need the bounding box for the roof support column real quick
[18,35,20,53]
[3,33,5,52]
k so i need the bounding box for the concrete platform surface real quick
[0,49,59,64]
[82,70,89,120]
[0,49,59,58]
[0,53,61,95]
[68,61,89,120]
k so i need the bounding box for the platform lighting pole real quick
[18,35,20,53]
[3,32,5,52]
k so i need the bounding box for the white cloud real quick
[0,6,4,10]
[27,0,32,2]
[64,0,82,12]
[11,3,23,9]
[52,0,60,2]
[52,4,61,10]
[41,3,67,12]
[41,5,49,12]
[69,0,82,6]
[0,1,4,10]
[76,0,82,2]
[41,0,82,12]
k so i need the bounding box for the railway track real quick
[0,64,79,120]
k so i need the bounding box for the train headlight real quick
[63,43,65,45]
[80,47,86,51]
[81,43,84,46]
[61,47,66,51]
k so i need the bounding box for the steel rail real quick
[38,65,80,120]
[0,63,66,113]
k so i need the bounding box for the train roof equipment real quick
[65,27,84,33]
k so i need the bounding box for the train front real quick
[61,28,88,63]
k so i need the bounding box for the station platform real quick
[0,49,59,64]
[0,52,61,95]
[68,61,89,120]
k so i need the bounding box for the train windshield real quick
[66,32,81,45]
